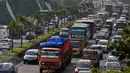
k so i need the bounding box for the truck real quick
[105,4,113,17]
[75,20,96,39]
[70,23,88,56]
[39,36,72,73]
[114,4,123,16]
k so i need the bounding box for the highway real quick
[18,54,108,73]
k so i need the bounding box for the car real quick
[0,62,18,73]
[74,59,92,73]
[78,71,92,73]
[104,62,123,72]
[96,33,108,43]
[23,49,38,64]
[106,55,119,63]
[0,42,11,50]
[25,32,36,40]
[88,45,103,59]
[0,38,12,46]
[59,28,69,38]
[111,35,122,42]
[47,22,54,30]
[97,40,109,53]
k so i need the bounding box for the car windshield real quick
[25,51,37,55]
[0,64,14,71]
[61,29,69,32]
[89,46,101,50]
[98,41,108,45]
[42,50,60,58]
[107,57,119,62]
[97,35,106,39]
[77,61,91,68]
[113,37,121,40]
[106,63,120,70]
[70,41,80,48]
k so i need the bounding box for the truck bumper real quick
[40,65,61,70]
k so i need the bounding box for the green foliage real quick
[90,68,101,73]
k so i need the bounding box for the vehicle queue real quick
[0,0,129,73]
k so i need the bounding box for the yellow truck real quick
[70,23,89,57]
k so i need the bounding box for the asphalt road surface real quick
[18,54,108,73]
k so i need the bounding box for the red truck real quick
[39,36,72,73]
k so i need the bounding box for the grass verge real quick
[0,21,75,63]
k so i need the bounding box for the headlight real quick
[24,56,27,59]
[42,62,45,65]
[54,63,59,66]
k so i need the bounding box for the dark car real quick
[0,63,18,73]
[23,49,38,64]
[25,32,36,40]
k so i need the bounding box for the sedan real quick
[0,62,18,73]
[25,32,36,40]
[97,40,109,53]
[24,49,38,64]
[111,35,123,42]
[106,56,119,63]
[74,59,92,73]
[104,62,123,72]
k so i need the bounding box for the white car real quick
[111,35,122,42]
[59,28,69,37]
[106,56,119,63]
[24,49,38,64]
[104,62,123,72]
[97,40,109,53]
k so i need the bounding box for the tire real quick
[39,68,43,73]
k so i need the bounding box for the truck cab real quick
[83,49,100,67]
[39,36,72,73]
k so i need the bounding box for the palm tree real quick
[16,14,26,47]
[33,13,44,36]
[47,10,55,32]
[55,10,63,27]
[7,18,21,51]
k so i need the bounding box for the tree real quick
[33,13,44,36]
[90,68,101,73]
[47,10,55,31]
[7,18,22,51]
[16,14,26,47]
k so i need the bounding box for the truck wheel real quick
[39,68,43,73]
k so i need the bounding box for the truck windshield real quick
[71,28,85,38]
[70,41,80,48]
[42,50,60,58]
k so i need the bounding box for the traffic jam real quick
[0,0,129,73]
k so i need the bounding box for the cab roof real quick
[42,48,60,51]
